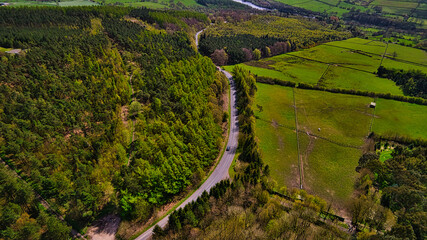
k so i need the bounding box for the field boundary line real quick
[255,80,427,106]
[292,88,303,189]
[256,117,362,149]
[287,53,373,74]
[317,64,330,87]
[368,98,377,135]
[408,0,422,18]
[324,42,427,68]
[301,131,362,149]
[363,40,375,45]
[379,42,388,68]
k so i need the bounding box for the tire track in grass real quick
[316,64,330,87]
[292,88,304,189]
[379,42,389,68]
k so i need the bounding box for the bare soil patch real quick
[86,214,120,240]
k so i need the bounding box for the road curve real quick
[195,29,204,48]
[134,32,238,240]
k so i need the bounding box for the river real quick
[230,0,269,10]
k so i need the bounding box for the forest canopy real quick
[199,15,351,64]
[0,6,228,236]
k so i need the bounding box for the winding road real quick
[134,30,239,240]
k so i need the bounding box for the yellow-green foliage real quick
[204,15,351,49]
[159,184,349,239]
[90,18,103,35]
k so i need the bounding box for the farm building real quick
[370,102,376,108]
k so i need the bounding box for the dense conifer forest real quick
[0,4,425,240]
[0,6,228,236]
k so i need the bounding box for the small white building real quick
[370,102,376,108]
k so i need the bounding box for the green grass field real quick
[254,84,299,189]
[223,64,298,83]
[295,88,373,202]
[255,84,374,204]
[227,38,426,96]
[322,66,403,95]
[325,38,388,56]
[384,43,427,67]
[273,0,366,16]
[294,88,373,148]
[255,82,427,206]
[271,0,422,20]
[372,98,427,140]
[371,0,418,15]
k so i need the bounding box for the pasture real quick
[272,0,423,21]
[294,88,373,202]
[230,38,427,95]
[253,84,299,189]
[255,82,427,206]
[255,84,374,204]
[372,98,427,140]
[371,0,419,15]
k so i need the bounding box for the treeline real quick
[232,66,265,183]
[155,179,349,239]
[0,6,129,27]
[154,67,351,239]
[343,10,417,30]
[199,15,350,65]
[377,66,427,99]
[353,142,426,239]
[161,180,232,235]
[129,8,210,31]
[196,0,249,9]
[243,0,318,16]
[0,7,227,235]
[371,132,427,147]
[200,34,289,65]
[0,164,70,240]
[256,76,427,105]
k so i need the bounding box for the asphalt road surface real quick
[134,68,238,240]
